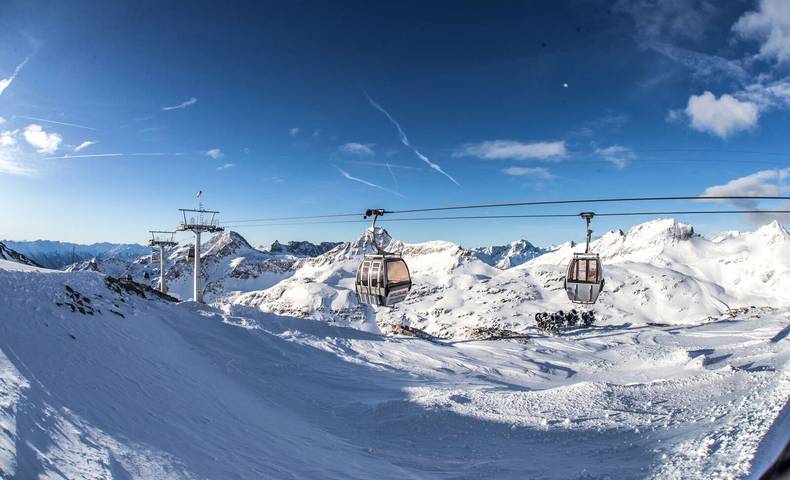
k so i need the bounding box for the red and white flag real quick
[196,190,203,198]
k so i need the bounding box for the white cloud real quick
[74,140,97,152]
[702,168,790,204]
[0,57,29,97]
[454,140,566,161]
[733,0,790,64]
[289,127,300,137]
[162,97,197,111]
[702,168,790,223]
[684,91,758,138]
[23,124,62,154]
[339,142,375,156]
[216,163,236,171]
[1,129,18,147]
[594,145,636,168]
[0,116,5,124]
[501,166,554,179]
[206,148,224,160]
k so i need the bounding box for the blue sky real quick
[1,0,789,248]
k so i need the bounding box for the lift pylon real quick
[175,208,224,303]
[149,231,178,294]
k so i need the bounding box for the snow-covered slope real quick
[237,219,790,338]
[0,241,41,267]
[1,262,788,479]
[3,239,150,269]
[471,239,547,268]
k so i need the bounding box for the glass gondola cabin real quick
[355,254,412,307]
[564,252,604,304]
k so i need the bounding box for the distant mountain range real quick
[2,240,151,269]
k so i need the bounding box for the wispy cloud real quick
[733,0,790,65]
[701,168,790,223]
[206,148,224,159]
[502,166,554,179]
[216,163,236,171]
[16,115,97,131]
[44,152,185,160]
[289,127,300,137]
[1,129,18,147]
[0,57,29,97]
[0,155,34,176]
[23,124,62,154]
[339,142,375,156]
[162,97,197,111]
[74,140,97,152]
[0,116,5,124]
[594,144,637,168]
[364,91,460,186]
[335,166,404,197]
[454,140,566,161]
[651,43,748,84]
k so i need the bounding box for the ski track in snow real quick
[0,257,788,479]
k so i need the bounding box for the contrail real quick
[0,57,29,96]
[336,160,423,170]
[17,115,98,131]
[162,97,197,111]
[385,162,399,188]
[45,152,185,159]
[364,91,460,186]
[336,167,405,198]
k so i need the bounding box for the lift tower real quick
[176,208,223,303]
[148,231,178,294]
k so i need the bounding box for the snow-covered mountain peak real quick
[264,240,342,257]
[750,220,790,243]
[311,227,402,265]
[471,238,546,269]
[202,231,254,257]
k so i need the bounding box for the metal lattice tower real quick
[176,208,224,303]
[148,231,178,294]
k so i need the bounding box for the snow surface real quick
[0,219,788,479]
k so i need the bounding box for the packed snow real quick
[0,219,788,479]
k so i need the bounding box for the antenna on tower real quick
[149,231,178,294]
[176,195,223,303]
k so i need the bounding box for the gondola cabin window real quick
[569,257,599,284]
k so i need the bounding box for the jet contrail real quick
[336,160,423,170]
[162,97,197,111]
[385,162,399,188]
[0,57,29,97]
[364,91,460,186]
[45,152,185,159]
[336,167,405,198]
[17,115,98,131]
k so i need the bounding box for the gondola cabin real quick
[564,252,604,304]
[355,254,412,307]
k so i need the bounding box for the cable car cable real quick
[222,209,790,229]
[219,195,790,225]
